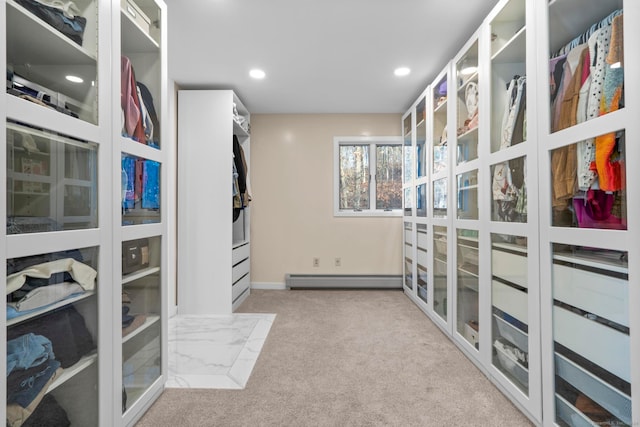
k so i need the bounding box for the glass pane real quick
[7,122,98,234]
[404,222,413,290]
[433,178,447,218]
[416,224,428,303]
[491,156,527,222]
[375,145,402,210]
[6,1,99,123]
[7,247,99,426]
[122,236,162,413]
[550,130,626,229]
[416,97,426,178]
[492,233,529,395]
[416,184,427,217]
[121,2,163,148]
[456,40,479,164]
[403,126,413,183]
[490,0,526,153]
[122,154,161,225]
[552,244,630,426]
[433,75,448,174]
[457,229,479,349]
[457,170,478,220]
[404,187,413,217]
[548,3,623,134]
[434,226,448,321]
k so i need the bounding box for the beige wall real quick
[250,114,403,285]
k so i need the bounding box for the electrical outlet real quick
[335,257,341,267]
[313,258,320,267]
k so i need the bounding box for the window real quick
[334,136,402,216]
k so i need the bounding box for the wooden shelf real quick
[492,27,526,63]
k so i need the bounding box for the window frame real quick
[333,136,403,217]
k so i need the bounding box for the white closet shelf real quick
[553,251,628,274]
[492,241,528,254]
[123,315,160,343]
[7,0,97,64]
[458,72,479,92]
[7,291,96,327]
[121,9,160,53]
[434,100,448,114]
[233,120,250,138]
[456,126,478,142]
[123,266,161,284]
[491,26,526,63]
[457,184,478,192]
[47,351,98,393]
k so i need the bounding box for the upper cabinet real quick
[455,39,479,166]
[120,0,163,151]
[6,0,100,124]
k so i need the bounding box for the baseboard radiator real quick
[285,274,402,290]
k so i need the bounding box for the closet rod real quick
[553,8,623,58]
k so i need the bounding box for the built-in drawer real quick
[492,248,527,288]
[492,280,527,325]
[494,314,528,352]
[494,340,528,389]
[232,258,250,284]
[554,306,630,382]
[232,273,250,302]
[555,394,594,427]
[232,243,250,266]
[417,229,429,250]
[417,248,428,267]
[553,263,628,327]
[404,227,412,243]
[555,352,631,425]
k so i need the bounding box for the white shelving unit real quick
[400,0,640,425]
[3,0,169,425]
[178,90,252,315]
[114,0,168,425]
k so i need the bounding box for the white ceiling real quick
[166,0,500,114]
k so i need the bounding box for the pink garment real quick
[121,56,140,136]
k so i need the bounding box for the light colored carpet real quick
[136,289,534,426]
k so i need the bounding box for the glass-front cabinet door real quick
[122,236,162,413]
[456,228,479,350]
[6,122,101,426]
[416,224,428,304]
[551,244,630,426]
[119,0,166,422]
[403,222,413,291]
[543,0,629,425]
[6,0,100,124]
[433,226,448,322]
[416,97,426,180]
[491,233,529,395]
[455,40,479,165]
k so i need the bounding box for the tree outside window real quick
[334,137,402,217]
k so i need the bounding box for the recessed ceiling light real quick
[394,67,411,77]
[249,69,266,79]
[65,75,83,83]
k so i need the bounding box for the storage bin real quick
[494,340,528,389]
[494,313,528,352]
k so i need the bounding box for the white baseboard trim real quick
[251,282,287,290]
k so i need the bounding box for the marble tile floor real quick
[166,313,275,389]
